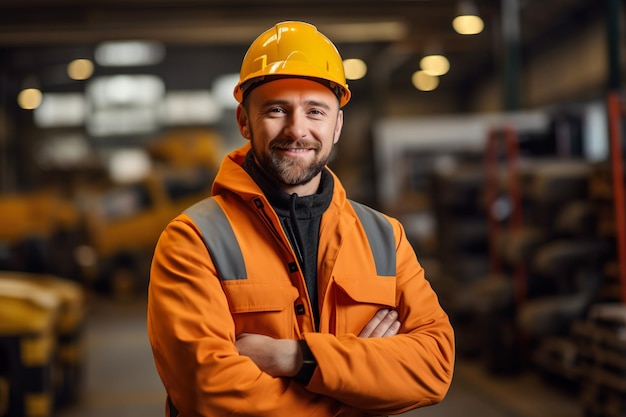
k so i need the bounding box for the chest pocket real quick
[332,274,397,335]
[221,281,299,335]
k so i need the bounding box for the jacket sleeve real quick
[303,219,455,415]
[147,217,363,417]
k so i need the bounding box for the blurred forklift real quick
[0,190,83,281]
[73,127,221,299]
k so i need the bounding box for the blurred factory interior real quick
[0,0,625,416]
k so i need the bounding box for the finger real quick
[359,309,390,338]
[381,320,401,337]
[369,309,398,338]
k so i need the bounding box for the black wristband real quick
[294,339,317,385]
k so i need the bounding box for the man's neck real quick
[279,177,321,197]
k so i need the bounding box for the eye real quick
[266,107,286,114]
[308,108,327,117]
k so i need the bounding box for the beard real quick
[253,138,331,187]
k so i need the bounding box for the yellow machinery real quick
[0,272,85,417]
[0,191,82,280]
[147,127,222,170]
[0,191,77,247]
[76,165,215,298]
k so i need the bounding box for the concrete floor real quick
[56,295,582,417]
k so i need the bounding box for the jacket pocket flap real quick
[222,281,299,313]
[333,275,396,306]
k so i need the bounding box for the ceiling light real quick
[343,59,367,80]
[412,71,439,92]
[162,91,222,125]
[88,75,165,106]
[67,59,94,80]
[95,40,165,67]
[18,88,43,110]
[420,55,450,76]
[86,75,164,136]
[108,149,152,183]
[453,1,484,35]
[34,93,85,127]
[453,15,484,35]
[212,73,241,110]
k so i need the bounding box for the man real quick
[148,21,454,417]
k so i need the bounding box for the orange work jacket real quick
[147,143,455,417]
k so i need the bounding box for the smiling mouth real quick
[280,147,312,153]
[273,142,318,153]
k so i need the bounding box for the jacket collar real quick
[212,143,348,214]
[241,150,333,220]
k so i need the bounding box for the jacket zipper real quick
[282,217,304,267]
[252,196,315,331]
[252,197,297,260]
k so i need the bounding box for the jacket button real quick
[288,262,298,273]
[295,304,306,315]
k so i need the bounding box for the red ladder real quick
[485,126,526,307]
[607,91,626,304]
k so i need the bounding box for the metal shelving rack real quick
[484,126,526,307]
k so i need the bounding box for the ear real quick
[333,110,344,144]
[236,105,251,140]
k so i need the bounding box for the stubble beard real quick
[254,139,330,187]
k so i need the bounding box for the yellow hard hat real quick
[233,21,351,107]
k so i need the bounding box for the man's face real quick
[237,78,343,196]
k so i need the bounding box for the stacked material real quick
[572,303,626,417]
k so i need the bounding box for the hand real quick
[359,308,401,338]
[235,333,300,377]
[236,308,401,377]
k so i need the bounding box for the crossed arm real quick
[235,308,401,378]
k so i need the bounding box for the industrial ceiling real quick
[0,0,605,109]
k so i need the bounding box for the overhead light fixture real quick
[86,74,165,136]
[420,55,450,77]
[67,59,94,81]
[34,93,85,127]
[412,71,439,92]
[212,73,241,110]
[88,75,165,106]
[343,58,367,80]
[162,91,222,125]
[108,149,152,183]
[95,40,165,67]
[18,88,43,110]
[453,1,485,35]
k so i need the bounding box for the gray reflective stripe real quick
[185,197,394,279]
[349,200,396,277]
[184,197,247,280]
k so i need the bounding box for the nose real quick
[283,111,307,140]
